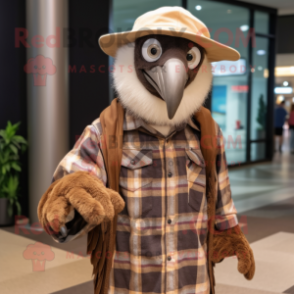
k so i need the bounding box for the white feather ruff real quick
[112,43,213,126]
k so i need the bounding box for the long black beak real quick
[143,58,188,119]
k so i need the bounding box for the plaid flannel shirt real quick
[52,110,238,294]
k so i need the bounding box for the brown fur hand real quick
[211,225,255,280]
[37,171,125,233]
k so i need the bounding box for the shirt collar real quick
[123,110,200,134]
[187,116,200,132]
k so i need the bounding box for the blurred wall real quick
[0,0,28,217]
[68,0,111,147]
[276,15,294,54]
[0,0,111,218]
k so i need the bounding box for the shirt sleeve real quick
[214,124,238,231]
[52,118,107,184]
[49,118,107,243]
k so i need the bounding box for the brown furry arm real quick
[37,171,125,234]
[211,224,255,280]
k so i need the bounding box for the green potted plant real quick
[0,122,27,226]
[254,94,267,160]
[256,94,267,139]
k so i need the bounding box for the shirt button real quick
[168,172,172,177]
[167,256,172,261]
[167,219,172,224]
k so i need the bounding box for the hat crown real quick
[99,6,240,62]
[132,6,210,38]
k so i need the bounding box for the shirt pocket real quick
[185,148,206,212]
[120,149,153,218]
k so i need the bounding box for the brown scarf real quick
[88,98,218,294]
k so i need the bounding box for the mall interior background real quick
[0,0,293,221]
[1,1,294,294]
[113,0,276,165]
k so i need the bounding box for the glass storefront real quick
[111,0,276,165]
[187,0,250,164]
[254,11,269,35]
[251,37,269,142]
[113,0,181,32]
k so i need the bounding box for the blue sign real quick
[212,85,227,114]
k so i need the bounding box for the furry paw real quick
[237,246,255,280]
[37,171,125,234]
[211,225,255,280]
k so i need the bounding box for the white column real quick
[26,0,69,223]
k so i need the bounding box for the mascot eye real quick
[142,38,162,62]
[186,46,201,69]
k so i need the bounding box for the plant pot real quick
[256,129,266,140]
[0,198,14,226]
[254,129,266,160]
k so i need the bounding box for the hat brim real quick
[99,29,240,62]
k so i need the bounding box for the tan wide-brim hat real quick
[99,6,240,62]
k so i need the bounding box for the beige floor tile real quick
[214,232,294,293]
[216,284,283,294]
[0,229,93,294]
[0,258,93,294]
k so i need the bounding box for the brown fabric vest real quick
[87,98,218,294]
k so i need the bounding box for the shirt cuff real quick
[214,214,238,231]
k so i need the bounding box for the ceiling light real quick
[195,5,202,10]
[240,25,249,32]
[276,66,294,77]
[283,81,289,86]
[257,50,266,55]
[275,87,293,94]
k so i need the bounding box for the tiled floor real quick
[1,151,294,294]
[229,151,294,214]
[215,232,294,293]
[0,229,93,294]
[214,148,294,294]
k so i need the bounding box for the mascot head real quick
[99,7,240,126]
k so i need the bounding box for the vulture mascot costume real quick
[38,6,255,294]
